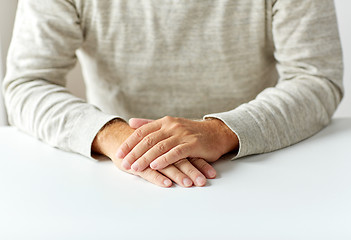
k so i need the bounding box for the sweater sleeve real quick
[2,0,119,158]
[204,0,343,159]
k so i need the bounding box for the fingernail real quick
[116,149,124,159]
[207,169,216,178]
[183,178,193,187]
[131,163,139,172]
[122,161,131,170]
[164,179,172,187]
[150,162,158,169]
[196,177,206,186]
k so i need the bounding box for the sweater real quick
[3,0,343,159]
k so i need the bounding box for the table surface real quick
[1,119,351,240]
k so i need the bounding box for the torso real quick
[74,0,278,119]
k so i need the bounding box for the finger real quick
[150,144,190,170]
[137,167,173,188]
[129,118,154,129]
[116,121,161,160]
[112,157,172,188]
[130,137,180,172]
[174,159,207,187]
[124,132,171,172]
[159,164,193,188]
[189,158,217,179]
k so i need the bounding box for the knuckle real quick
[152,173,163,183]
[172,122,182,129]
[191,158,207,168]
[174,158,188,167]
[198,161,208,170]
[162,116,173,122]
[190,136,200,144]
[159,155,169,165]
[183,128,191,134]
[135,128,144,139]
[187,168,198,177]
[156,142,166,152]
[182,130,192,137]
[171,122,183,130]
[143,136,154,147]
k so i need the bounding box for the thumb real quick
[129,118,154,129]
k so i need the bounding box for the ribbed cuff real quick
[204,105,264,160]
[68,108,124,159]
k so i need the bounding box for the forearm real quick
[205,77,342,158]
[3,76,118,157]
[3,0,118,158]
[202,118,239,156]
[205,0,343,159]
[92,118,134,158]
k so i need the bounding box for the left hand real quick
[116,116,239,172]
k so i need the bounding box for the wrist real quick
[205,118,239,156]
[92,118,134,158]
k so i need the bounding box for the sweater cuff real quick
[68,109,123,159]
[204,105,264,160]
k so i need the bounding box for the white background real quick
[1,0,350,125]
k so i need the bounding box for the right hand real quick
[92,118,216,187]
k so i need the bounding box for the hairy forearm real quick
[92,118,134,158]
[204,118,239,156]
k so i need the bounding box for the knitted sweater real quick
[3,0,343,159]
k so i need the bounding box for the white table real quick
[1,119,351,240]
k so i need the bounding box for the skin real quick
[117,116,239,173]
[92,118,218,188]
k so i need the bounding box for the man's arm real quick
[115,0,343,171]
[204,0,343,158]
[3,0,216,188]
[3,0,117,157]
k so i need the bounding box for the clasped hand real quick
[117,116,238,183]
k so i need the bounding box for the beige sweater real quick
[3,0,343,159]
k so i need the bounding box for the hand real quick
[92,118,216,187]
[117,116,239,172]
